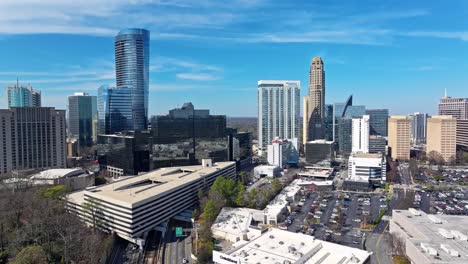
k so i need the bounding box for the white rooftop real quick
[392,209,468,263]
[225,228,371,264]
[212,207,265,242]
[30,168,86,180]
[264,179,301,217]
[68,162,235,208]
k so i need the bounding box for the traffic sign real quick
[175,227,183,237]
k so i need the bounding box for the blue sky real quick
[0,0,467,117]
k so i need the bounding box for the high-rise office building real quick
[426,115,457,163]
[98,85,133,134]
[6,84,41,107]
[333,95,366,154]
[369,135,386,154]
[0,107,66,176]
[438,96,468,119]
[352,115,370,153]
[456,119,468,150]
[324,104,334,141]
[151,102,226,144]
[409,112,428,145]
[304,57,325,142]
[258,80,300,153]
[365,109,389,137]
[388,116,411,161]
[115,28,150,131]
[68,93,97,148]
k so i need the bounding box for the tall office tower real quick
[427,116,457,163]
[68,93,97,148]
[304,57,325,142]
[98,85,133,134]
[115,28,150,131]
[388,116,411,161]
[438,96,468,119]
[369,135,386,154]
[409,112,428,145]
[365,109,389,136]
[333,95,366,153]
[352,115,370,153]
[0,107,66,176]
[324,104,334,141]
[6,84,41,107]
[456,119,468,151]
[258,80,300,153]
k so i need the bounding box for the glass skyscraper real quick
[115,28,150,131]
[366,109,389,137]
[98,85,133,134]
[68,93,97,147]
[7,84,41,107]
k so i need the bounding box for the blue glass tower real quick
[114,28,150,131]
[98,85,133,134]
[7,84,41,107]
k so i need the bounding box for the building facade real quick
[409,112,428,145]
[6,84,41,107]
[352,115,370,153]
[438,96,468,119]
[97,131,151,177]
[304,57,325,142]
[98,85,133,134]
[0,107,66,176]
[369,135,386,154]
[68,93,97,148]
[67,161,236,246]
[388,116,411,161]
[427,115,457,163]
[365,109,389,136]
[267,138,299,167]
[456,119,468,150]
[348,153,386,186]
[258,80,300,153]
[305,140,334,164]
[115,28,150,131]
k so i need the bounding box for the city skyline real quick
[0,0,467,117]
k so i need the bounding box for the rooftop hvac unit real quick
[428,215,442,224]
[440,244,459,257]
[409,208,421,216]
[450,230,468,241]
[421,243,438,256]
[438,228,454,239]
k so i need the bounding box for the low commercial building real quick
[264,180,302,224]
[297,166,334,180]
[305,140,334,164]
[30,168,94,190]
[267,138,299,167]
[211,207,266,243]
[253,165,281,179]
[390,209,468,264]
[295,179,334,191]
[67,160,236,246]
[347,153,386,187]
[213,228,371,264]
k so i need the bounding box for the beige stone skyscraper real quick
[427,115,457,163]
[388,116,411,161]
[303,57,325,143]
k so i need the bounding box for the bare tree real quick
[389,233,406,256]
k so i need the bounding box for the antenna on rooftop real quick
[16,77,19,87]
[444,88,447,98]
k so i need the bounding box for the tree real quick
[433,175,444,182]
[427,151,444,165]
[13,246,48,264]
[271,178,282,194]
[235,183,246,207]
[40,185,71,199]
[201,200,218,224]
[238,171,247,185]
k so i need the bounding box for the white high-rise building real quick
[258,80,300,154]
[352,115,370,153]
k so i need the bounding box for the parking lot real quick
[417,189,468,215]
[282,190,388,248]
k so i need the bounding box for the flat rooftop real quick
[392,209,468,263]
[68,161,235,208]
[351,153,382,159]
[298,167,334,178]
[212,207,264,241]
[225,228,371,264]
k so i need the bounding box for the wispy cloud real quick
[176,73,220,81]
[408,66,438,72]
[402,31,468,41]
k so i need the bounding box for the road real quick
[163,221,192,264]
